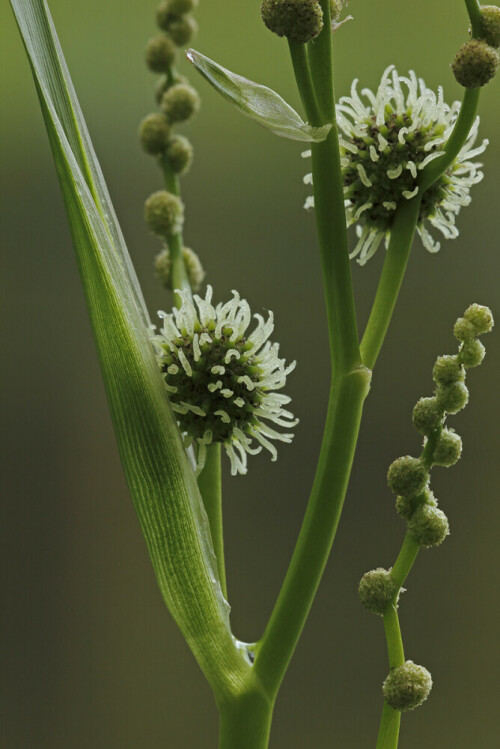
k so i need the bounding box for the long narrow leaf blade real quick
[187,48,331,142]
[10,0,248,698]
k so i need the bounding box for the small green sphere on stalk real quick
[145,190,184,237]
[408,504,450,547]
[436,380,469,414]
[358,568,398,615]
[145,35,177,73]
[396,488,437,521]
[453,316,477,341]
[155,246,205,292]
[479,5,500,47]
[167,16,198,47]
[412,397,443,435]
[432,355,464,385]
[383,661,433,711]
[432,428,462,467]
[138,113,171,155]
[165,134,194,175]
[460,338,486,367]
[260,0,324,44]
[463,303,495,335]
[452,39,499,88]
[387,456,429,498]
[161,83,201,123]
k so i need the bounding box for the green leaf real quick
[187,48,331,142]
[10,0,249,700]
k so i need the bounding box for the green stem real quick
[360,197,421,370]
[376,703,401,749]
[464,0,484,36]
[390,533,420,591]
[160,156,191,302]
[218,690,274,749]
[287,41,321,125]
[197,443,227,599]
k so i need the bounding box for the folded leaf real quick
[10,0,249,699]
[187,48,331,142]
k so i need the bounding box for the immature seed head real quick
[460,338,486,367]
[479,5,500,47]
[396,488,437,521]
[432,428,462,467]
[261,0,324,44]
[154,247,205,292]
[165,134,194,174]
[412,397,443,435]
[138,113,171,155]
[304,66,488,263]
[452,39,499,88]
[387,456,429,497]
[358,568,398,615]
[383,661,433,711]
[152,286,298,475]
[161,83,201,123]
[144,191,184,237]
[453,316,477,342]
[408,504,450,547]
[167,15,198,46]
[432,355,464,385]
[145,35,176,73]
[436,381,469,414]
[463,303,494,335]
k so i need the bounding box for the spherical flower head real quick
[383,661,433,711]
[167,16,198,47]
[387,456,429,497]
[452,40,499,88]
[396,488,437,521]
[480,5,500,47]
[436,380,469,414]
[432,354,465,385]
[164,0,198,14]
[412,397,443,435]
[261,0,324,44]
[460,338,486,367]
[154,247,205,292]
[145,35,176,73]
[358,568,398,615]
[138,113,171,155]
[166,134,194,174]
[463,303,494,335]
[453,316,477,342]
[151,286,298,475]
[304,66,488,264]
[408,504,450,547]
[161,83,201,123]
[144,190,184,237]
[432,427,462,467]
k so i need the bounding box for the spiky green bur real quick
[261,0,324,43]
[383,661,433,711]
[145,190,184,237]
[155,246,205,292]
[145,35,177,73]
[139,113,171,155]
[479,5,500,47]
[387,456,429,498]
[358,569,398,615]
[161,83,201,123]
[408,505,449,547]
[452,39,499,88]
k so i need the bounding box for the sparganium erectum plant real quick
[6,1,499,747]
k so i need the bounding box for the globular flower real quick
[303,66,488,264]
[151,286,298,475]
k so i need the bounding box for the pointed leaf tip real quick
[187,49,331,143]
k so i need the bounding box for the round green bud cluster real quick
[144,190,184,237]
[330,1,344,21]
[358,568,398,615]
[168,16,198,47]
[387,456,429,498]
[463,303,494,336]
[453,316,477,341]
[157,0,198,47]
[165,134,194,174]
[145,35,176,73]
[154,246,205,292]
[412,397,443,435]
[383,661,433,711]
[138,113,171,155]
[479,5,500,48]
[432,428,462,467]
[396,488,437,521]
[408,504,450,547]
[261,0,324,44]
[432,355,464,385]
[452,39,499,88]
[161,83,200,123]
[460,338,486,368]
[436,381,469,414]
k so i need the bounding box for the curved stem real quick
[160,157,191,303]
[464,0,484,36]
[287,41,321,126]
[360,197,421,370]
[197,444,227,599]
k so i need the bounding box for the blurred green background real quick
[1,1,499,747]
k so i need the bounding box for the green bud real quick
[432,355,464,385]
[261,0,324,44]
[453,316,477,342]
[412,397,443,435]
[387,456,429,498]
[138,113,171,155]
[408,504,450,547]
[330,1,344,21]
[463,303,494,335]
[358,568,398,616]
[396,488,437,520]
[144,191,184,237]
[165,134,194,174]
[163,0,198,14]
[167,15,198,47]
[460,338,486,367]
[155,74,188,105]
[479,5,500,47]
[154,246,205,292]
[452,39,499,88]
[145,35,176,73]
[436,381,469,414]
[432,428,462,467]
[383,661,433,711]
[161,83,201,123]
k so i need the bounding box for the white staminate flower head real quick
[151,286,298,476]
[303,65,488,264]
